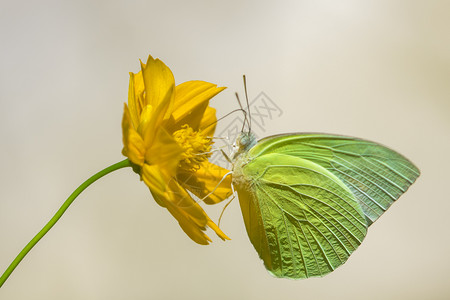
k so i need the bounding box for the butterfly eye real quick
[240,135,249,147]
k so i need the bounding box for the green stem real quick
[0,158,132,288]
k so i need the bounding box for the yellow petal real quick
[142,164,169,197]
[136,104,153,137]
[152,179,213,245]
[178,161,232,205]
[133,70,145,98]
[165,201,212,245]
[141,90,174,147]
[207,219,230,241]
[141,55,175,119]
[127,71,145,129]
[172,81,226,131]
[173,81,226,111]
[122,104,145,166]
[167,180,209,226]
[198,106,217,137]
[145,127,183,176]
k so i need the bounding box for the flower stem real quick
[0,158,132,288]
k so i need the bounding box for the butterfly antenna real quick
[243,75,252,133]
[203,108,247,132]
[235,92,248,133]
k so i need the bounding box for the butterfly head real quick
[230,76,257,161]
[231,131,257,161]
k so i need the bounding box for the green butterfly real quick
[231,131,420,279]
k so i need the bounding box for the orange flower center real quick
[173,125,212,172]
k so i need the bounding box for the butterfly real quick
[227,81,420,279]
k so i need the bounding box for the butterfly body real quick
[231,132,419,279]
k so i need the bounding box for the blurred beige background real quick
[1,0,449,299]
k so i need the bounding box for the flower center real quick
[173,125,213,172]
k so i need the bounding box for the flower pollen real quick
[173,125,213,172]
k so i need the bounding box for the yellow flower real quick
[122,55,232,244]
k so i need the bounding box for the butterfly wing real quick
[248,134,420,225]
[234,152,368,278]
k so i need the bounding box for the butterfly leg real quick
[197,171,233,204]
[218,183,236,227]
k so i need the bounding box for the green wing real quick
[234,152,368,278]
[249,134,420,225]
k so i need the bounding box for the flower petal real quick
[172,81,225,131]
[122,104,145,166]
[127,71,145,129]
[142,163,169,197]
[145,127,183,176]
[141,55,175,118]
[207,219,230,241]
[198,106,217,137]
[144,95,174,150]
[178,161,232,205]
[152,179,213,245]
